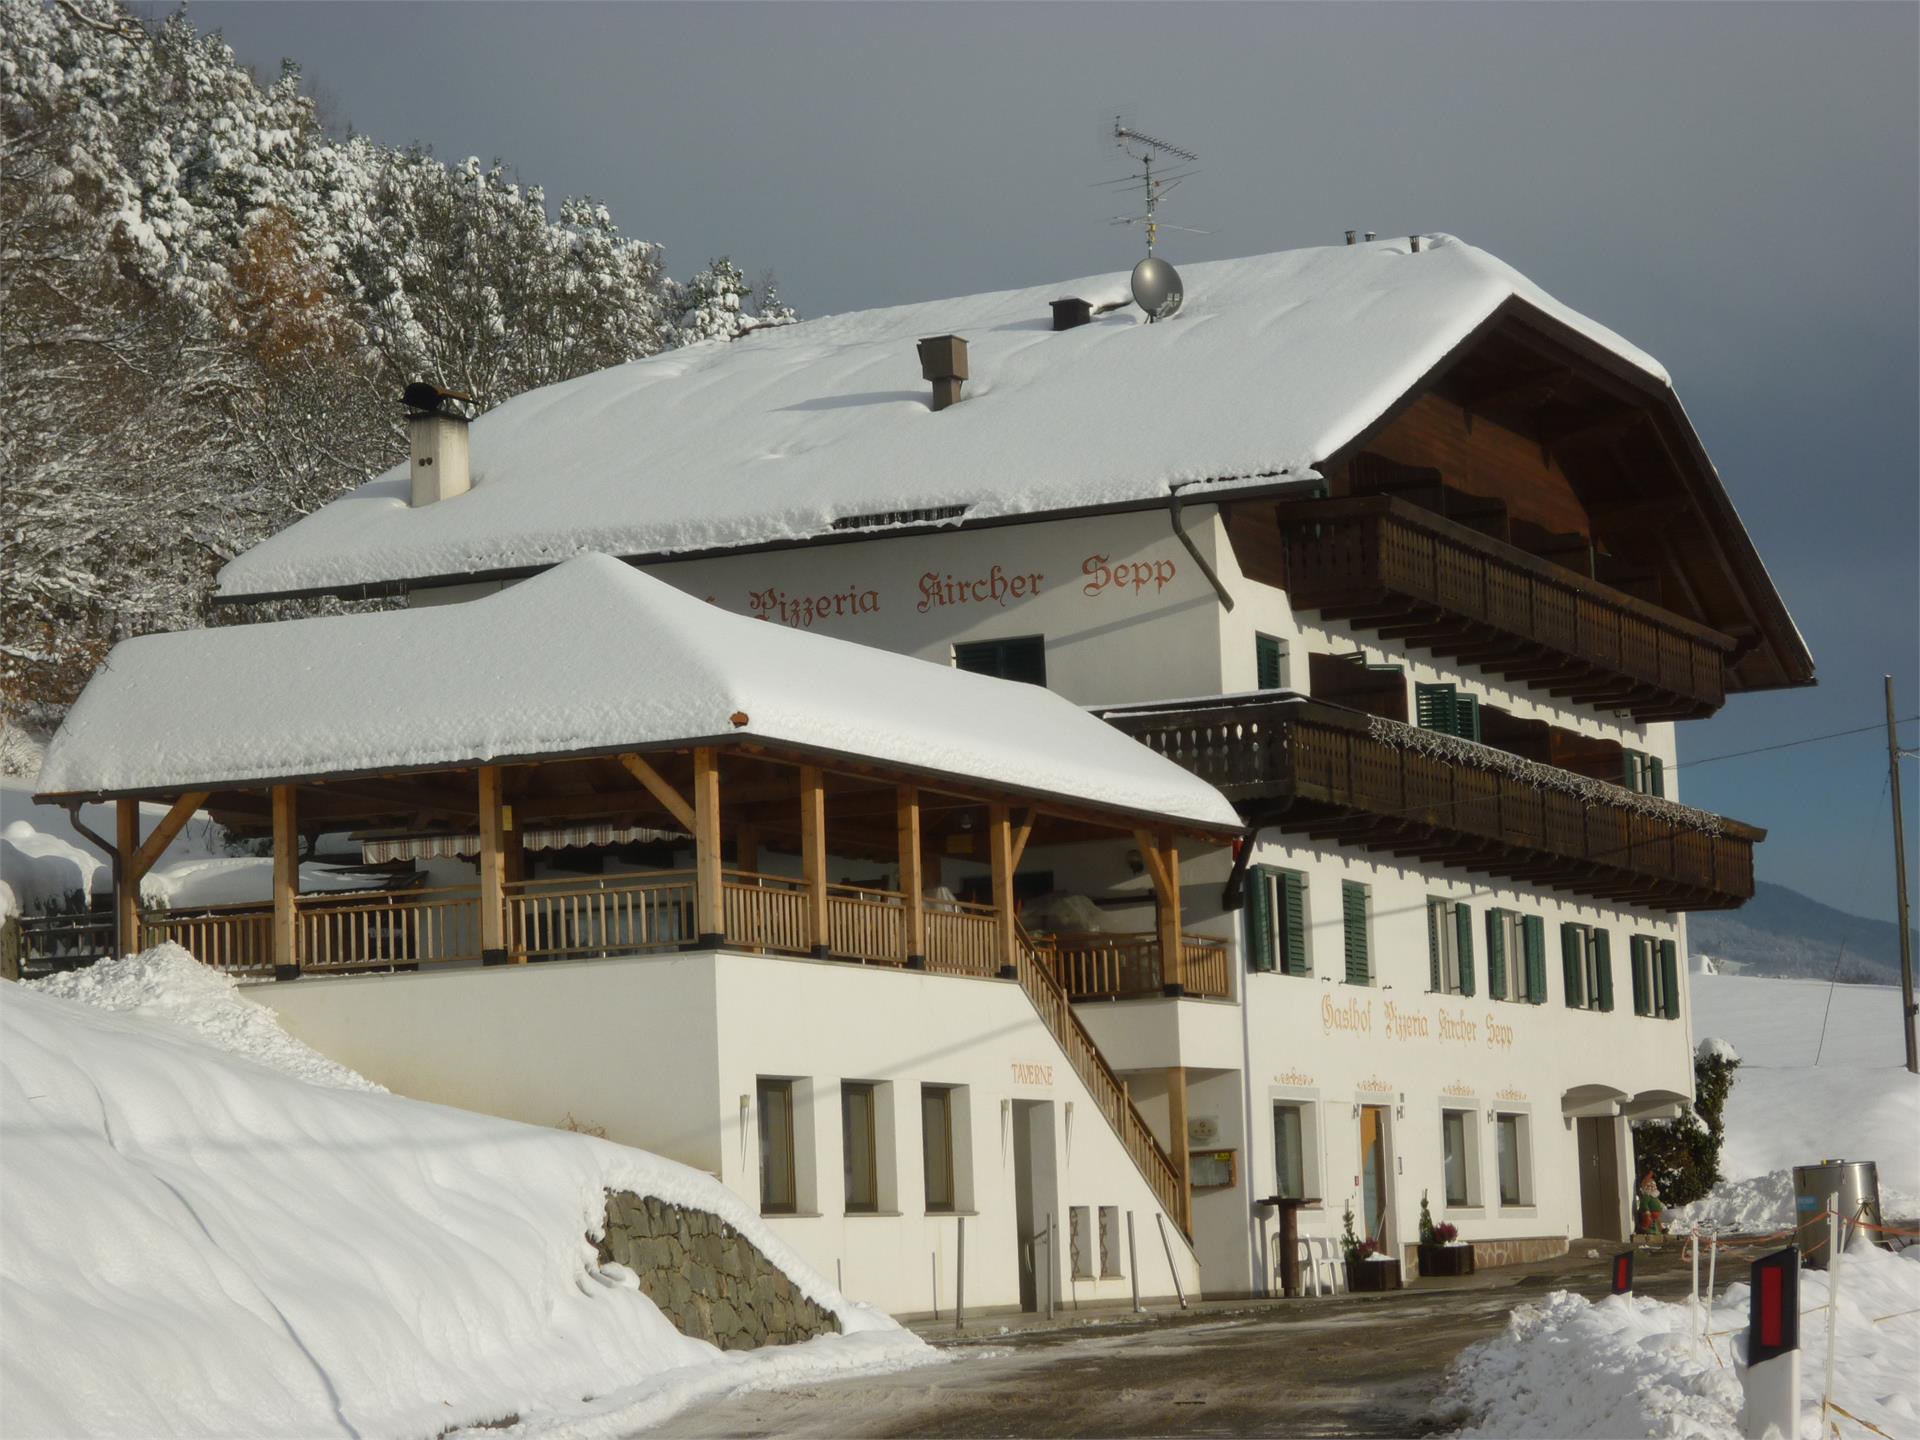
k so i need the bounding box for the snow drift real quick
[1,951,927,1438]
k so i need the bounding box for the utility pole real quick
[1887,675,1917,1075]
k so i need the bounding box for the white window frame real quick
[1269,1094,1321,1203]
[1496,911,1526,1002]
[1439,1104,1483,1210]
[1493,1108,1535,1211]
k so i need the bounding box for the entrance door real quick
[1360,1105,1392,1247]
[1577,1115,1626,1240]
[1010,1101,1058,1313]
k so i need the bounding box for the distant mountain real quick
[1691,881,1917,984]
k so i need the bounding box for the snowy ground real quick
[1676,972,1920,1232]
[1438,969,1920,1437]
[2,949,933,1438]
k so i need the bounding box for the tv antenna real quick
[1107,118,1207,257]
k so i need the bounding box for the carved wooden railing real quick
[506,873,693,961]
[1273,496,1736,720]
[1105,695,1761,910]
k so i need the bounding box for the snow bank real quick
[1437,1241,1920,1439]
[1673,974,1920,1232]
[1,957,928,1438]
[27,944,381,1092]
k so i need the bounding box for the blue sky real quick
[195,1,1918,920]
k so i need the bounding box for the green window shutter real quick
[1629,937,1650,1014]
[1457,694,1482,743]
[1427,899,1443,992]
[1416,682,1457,736]
[1658,940,1680,1019]
[1561,923,1584,1008]
[1280,871,1308,975]
[1648,757,1666,799]
[1244,867,1275,973]
[1621,750,1640,792]
[1455,904,1476,996]
[1523,916,1547,1004]
[1485,909,1507,1002]
[1256,634,1284,690]
[1594,931,1614,1012]
[1342,881,1370,984]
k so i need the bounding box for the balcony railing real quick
[1103,695,1762,911]
[1271,496,1737,720]
[1037,931,1233,1001]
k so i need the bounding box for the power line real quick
[1677,716,1919,774]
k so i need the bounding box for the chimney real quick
[1364,230,1376,243]
[916,335,969,412]
[403,381,472,506]
[1410,234,1423,253]
[1344,230,1357,246]
[1051,298,1093,332]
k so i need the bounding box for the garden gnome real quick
[1635,1171,1666,1238]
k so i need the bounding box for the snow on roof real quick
[40,555,1241,831]
[216,236,1667,599]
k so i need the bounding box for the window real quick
[1416,682,1483,742]
[1495,1112,1532,1207]
[1245,866,1309,976]
[841,1082,879,1214]
[1273,1103,1309,1200]
[953,635,1046,687]
[921,1084,957,1212]
[1069,1206,1093,1279]
[758,1078,798,1214]
[1638,938,1680,1020]
[1560,924,1614,1011]
[1427,898,1476,996]
[1622,749,1667,798]
[1342,881,1371,985]
[1441,1109,1475,1207]
[1256,633,1287,690]
[1098,1206,1124,1278]
[1486,910,1546,1003]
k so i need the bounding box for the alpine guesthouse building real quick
[39,237,1812,1314]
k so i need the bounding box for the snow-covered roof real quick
[39,555,1241,831]
[216,236,1666,600]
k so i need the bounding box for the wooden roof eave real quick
[34,731,1241,845]
[1312,295,1815,696]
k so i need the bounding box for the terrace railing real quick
[1271,496,1736,720]
[1037,931,1233,1001]
[506,872,693,961]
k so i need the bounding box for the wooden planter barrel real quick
[1344,1257,1403,1292]
[1417,1243,1476,1278]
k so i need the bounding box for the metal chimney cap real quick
[402,381,474,416]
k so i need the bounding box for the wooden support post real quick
[1009,808,1035,874]
[693,748,724,945]
[115,798,139,957]
[989,802,1017,977]
[800,765,830,957]
[503,800,526,961]
[477,766,510,964]
[1156,831,1185,996]
[898,785,925,966]
[1166,1064,1192,1235]
[271,786,300,980]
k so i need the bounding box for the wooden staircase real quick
[1011,922,1191,1238]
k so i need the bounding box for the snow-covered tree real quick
[674,257,797,344]
[1,0,795,719]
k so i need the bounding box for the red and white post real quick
[1742,1244,1800,1440]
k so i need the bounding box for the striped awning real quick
[359,822,686,864]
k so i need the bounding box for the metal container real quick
[1792,1160,1885,1267]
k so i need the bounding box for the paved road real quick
[649,1243,1710,1438]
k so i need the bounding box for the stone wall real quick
[596,1191,839,1351]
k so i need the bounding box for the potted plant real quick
[1341,1200,1402,1292]
[1416,1190,1476,1277]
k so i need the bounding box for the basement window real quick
[953,635,1046,687]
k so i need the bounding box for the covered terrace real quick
[35,555,1242,1001]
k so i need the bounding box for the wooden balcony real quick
[1102,695,1763,911]
[1039,932,1232,1001]
[1269,496,1737,720]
